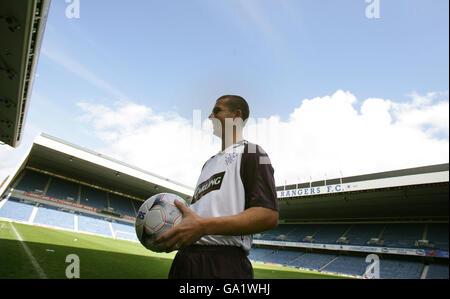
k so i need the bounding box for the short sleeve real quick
[240,142,279,211]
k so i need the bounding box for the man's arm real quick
[154,200,278,252]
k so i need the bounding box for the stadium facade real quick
[0,133,448,279]
[251,163,448,279]
[0,133,194,245]
[0,132,193,220]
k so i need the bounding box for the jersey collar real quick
[220,140,247,154]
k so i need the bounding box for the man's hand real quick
[154,200,206,252]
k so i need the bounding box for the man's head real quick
[216,95,250,123]
[209,95,250,139]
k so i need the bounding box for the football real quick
[135,193,189,252]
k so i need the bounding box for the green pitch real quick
[0,220,349,279]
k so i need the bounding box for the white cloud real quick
[253,90,449,185]
[76,101,219,187]
[392,91,449,137]
[76,90,449,188]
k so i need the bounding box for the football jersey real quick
[190,140,278,255]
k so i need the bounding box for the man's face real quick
[209,99,240,138]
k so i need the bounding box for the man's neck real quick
[222,130,243,151]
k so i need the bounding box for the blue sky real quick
[1,0,449,187]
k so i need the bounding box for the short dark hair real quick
[217,95,250,123]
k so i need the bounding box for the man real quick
[155,95,279,279]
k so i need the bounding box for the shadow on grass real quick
[0,238,172,279]
[0,238,350,279]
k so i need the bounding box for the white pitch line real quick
[10,222,47,279]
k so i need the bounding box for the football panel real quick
[146,206,166,233]
[165,204,179,221]
[173,214,182,227]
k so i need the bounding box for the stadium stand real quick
[250,220,448,278]
[248,247,277,262]
[322,255,368,276]
[45,177,79,203]
[33,204,75,230]
[288,252,337,270]
[79,185,108,210]
[427,223,449,251]
[0,198,139,241]
[257,224,295,241]
[108,193,136,217]
[289,224,317,242]
[248,245,448,279]
[259,224,318,242]
[378,258,425,279]
[382,223,425,248]
[10,169,142,219]
[257,223,449,250]
[14,170,49,193]
[77,213,113,237]
[1,195,448,279]
[343,223,385,246]
[426,263,449,279]
[0,199,34,222]
[260,250,305,266]
[111,221,139,242]
[313,224,349,244]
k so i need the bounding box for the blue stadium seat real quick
[288,225,318,242]
[345,224,384,246]
[77,214,112,237]
[426,264,449,279]
[108,193,136,217]
[80,186,107,210]
[314,224,349,244]
[322,255,367,276]
[379,258,424,279]
[382,223,425,248]
[288,252,336,270]
[427,223,449,251]
[259,224,296,241]
[248,248,276,261]
[262,250,304,266]
[46,177,79,202]
[14,170,49,193]
[131,200,141,216]
[33,205,75,230]
[0,199,34,222]
[257,224,317,242]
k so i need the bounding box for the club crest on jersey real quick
[192,172,225,204]
[225,152,239,166]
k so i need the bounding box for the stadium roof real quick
[1,133,194,202]
[0,0,51,147]
[277,163,449,223]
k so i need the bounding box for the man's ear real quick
[234,109,242,120]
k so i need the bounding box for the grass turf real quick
[0,220,348,279]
